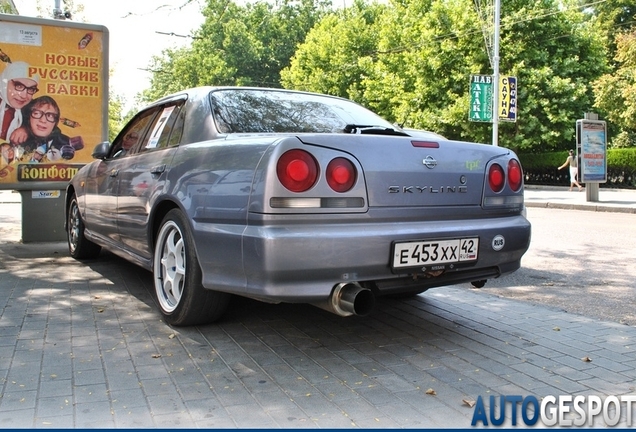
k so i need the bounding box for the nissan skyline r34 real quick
[65,87,531,326]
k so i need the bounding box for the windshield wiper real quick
[343,124,409,136]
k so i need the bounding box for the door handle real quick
[150,164,166,175]
[109,169,119,177]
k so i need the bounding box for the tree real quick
[142,0,331,103]
[0,1,16,13]
[593,30,636,147]
[495,0,608,152]
[282,0,608,152]
[280,0,389,99]
[586,0,635,63]
[107,92,125,142]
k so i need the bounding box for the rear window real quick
[209,89,393,134]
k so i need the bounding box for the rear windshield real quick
[209,88,394,134]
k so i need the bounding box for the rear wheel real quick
[153,209,230,326]
[471,280,487,288]
[67,194,101,259]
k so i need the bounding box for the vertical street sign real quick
[469,75,493,122]
[498,76,517,122]
[469,75,518,123]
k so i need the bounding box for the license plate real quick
[392,238,479,269]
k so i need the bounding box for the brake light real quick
[411,141,440,148]
[508,159,522,192]
[488,163,505,193]
[277,149,318,192]
[326,158,356,192]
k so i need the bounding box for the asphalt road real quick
[479,206,636,326]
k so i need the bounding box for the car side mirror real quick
[91,142,110,159]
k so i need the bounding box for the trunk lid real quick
[299,134,510,207]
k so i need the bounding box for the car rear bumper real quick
[195,211,531,302]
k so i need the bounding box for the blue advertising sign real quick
[576,119,607,183]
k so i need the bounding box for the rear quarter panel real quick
[165,137,277,291]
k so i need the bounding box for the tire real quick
[67,194,101,259]
[471,280,487,288]
[153,209,231,326]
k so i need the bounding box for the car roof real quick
[147,86,355,108]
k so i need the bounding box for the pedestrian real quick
[558,149,583,191]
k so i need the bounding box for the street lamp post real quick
[492,0,500,146]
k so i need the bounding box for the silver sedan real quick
[66,87,531,326]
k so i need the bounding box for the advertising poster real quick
[0,14,108,190]
[469,74,493,122]
[577,119,607,183]
[498,76,517,122]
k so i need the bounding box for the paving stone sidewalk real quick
[1,240,635,428]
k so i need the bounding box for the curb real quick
[524,201,636,214]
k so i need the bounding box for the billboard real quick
[469,75,493,122]
[576,119,607,183]
[469,75,518,123]
[498,76,517,122]
[0,13,108,190]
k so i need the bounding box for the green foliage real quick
[593,30,636,145]
[587,0,636,62]
[282,0,608,153]
[107,92,125,142]
[280,1,389,99]
[498,1,608,153]
[608,147,636,169]
[137,0,635,158]
[0,1,15,13]
[518,151,568,170]
[604,148,636,188]
[611,131,636,148]
[520,148,636,188]
[141,0,331,104]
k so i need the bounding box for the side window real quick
[111,109,158,158]
[146,101,185,150]
[166,104,186,147]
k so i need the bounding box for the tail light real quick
[488,163,505,193]
[273,149,365,210]
[277,149,318,192]
[326,158,356,192]
[508,159,523,192]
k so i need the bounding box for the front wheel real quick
[153,209,230,326]
[67,194,101,259]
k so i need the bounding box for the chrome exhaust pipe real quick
[314,282,376,317]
